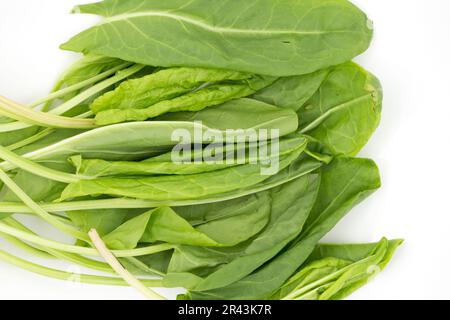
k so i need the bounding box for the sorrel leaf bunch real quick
[0,0,401,300]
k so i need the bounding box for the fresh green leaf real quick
[103,209,153,250]
[0,154,323,213]
[61,0,373,76]
[67,208,138,236]
[272,238,403,300]
[187,157,381,299]
[299,62,382,156]
[94,75,275,125]
[59,144,305,201]
[102,205,270,249]
[69,134,307,177]
[164,173,320,289]
[91,67,254,113]
[253,69,328,111]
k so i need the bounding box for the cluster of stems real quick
[0,63,167,299]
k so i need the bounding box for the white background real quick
[0,0,449,300]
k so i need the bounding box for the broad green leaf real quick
[13,129,86,156]
[94,76,275,125]
[194,174,321,291]
[253,69,329,111]
[61,0,373,76]
[308,240,401,262]
[132,250,174,275]
[91,67,253,113]
[187,157,381,299]
[59,144,305,201]
[192,193,271,246]
[103,209,153,250]
[175,192,270,227]
[167,245,245,280]
[159,192,272,275]
[69,135,307,177]
[164,174,320,290]
[299,62,382,156]
[142,208,224,247]
[301,157,380,235]
[101,205,270,249]
[156,98,298,133]
[186,154,323,207]
[67,208,133,236]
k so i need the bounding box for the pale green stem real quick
[0,231,55,259]
[3,217,113,274]
[0,167,88,241]
[89,229,166,300]
[0,145,82,183]
[0,199,158,213]
[50,250,114,274]
[0,249,164,287]
[29,62,132,108]
[6,128,55,151]
[0,221,174,257]
[5,111,95,151]
[48,64,145,116]
[0,96,96,129]
[0,64,145,133]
